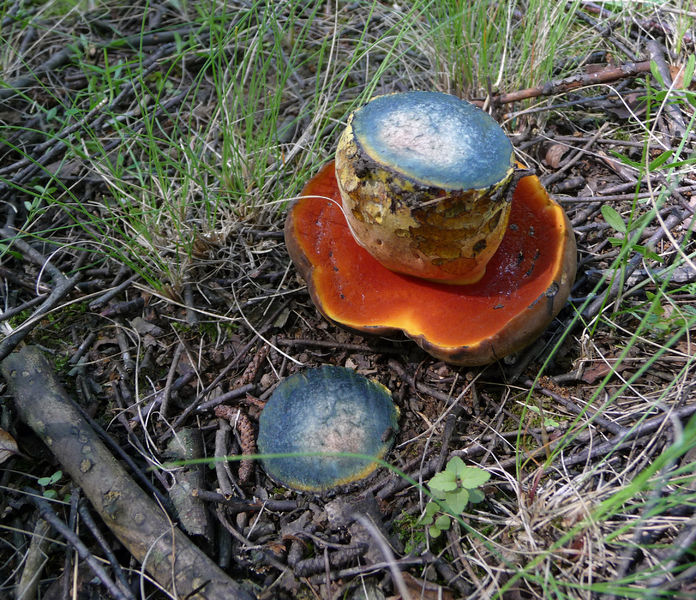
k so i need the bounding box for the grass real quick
[506,82,696,596]
[1,1,696,598]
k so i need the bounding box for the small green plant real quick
[419,457,490,538]
[601,205,663,263]
[526,405,561,429]
[621,291,696,340]
[37,470,63,499]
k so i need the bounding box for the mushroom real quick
[335,91,517,284]
[257,366,399,492]
[285,92,577,366]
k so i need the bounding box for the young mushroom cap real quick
[257,365,399,492]
[335,91,517,284]
[285,162,577,366]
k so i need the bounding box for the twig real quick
[170,383,257,431]
[580,1,695,48]
[522,134,667,151]
[583,206,691,318]
[0,45,76,101]
[214,419,237,497]
[540,123,608,186]
[0,94,108,180]
[2,346,254,600]
[609,409,687,599]
[0,227,66,281]
[558,184,696,203]
[183,282,199,325]
[495,60,651,105]
[29,491,135,600]
[0,227,84,360]
[388,358,468,405]
[68,332,97,365]
[0,293,46,322]
[194,489,297,514]
[88,274,140,310]
[649,516,696,589]
[375,441,487,500]
[295,545,368,578]
[647,40,688,137]
[434,401,467,474]
[499,402,696,471]
[574,4,639,61]
[99,296,145,318]
[277,336,403,354]
[523,378,627,436]
[353,514,412,600]
[1,85,188,202]
[0,265,51,294]
[308,555,430,582]
[77,501,133,596]
[114,323,135,373]
[181,300,292,408]
[0,27,206,101]
[159,341,185,419]
[73,402,176,517]
[166,428,211,539]
[16,517,52,600]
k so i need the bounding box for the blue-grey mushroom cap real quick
[351,91,514,191]
[257,366,399,492]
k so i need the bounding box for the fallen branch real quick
[30,494,134,600]
[1,346,253,600]
[495,60,651,105]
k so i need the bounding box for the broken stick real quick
[1,345,253,600]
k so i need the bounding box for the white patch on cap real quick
[375,107,472,169]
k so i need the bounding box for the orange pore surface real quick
[291,161,567,348]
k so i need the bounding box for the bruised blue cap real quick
[257,366,399,492]
[351,91,514,191]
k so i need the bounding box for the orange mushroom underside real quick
[285,162,576,365]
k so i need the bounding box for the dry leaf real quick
[401,571,455,600]
[670,64,696,91]
[581,357,628,384]
[0,429,19,464]
[545,144,569,169]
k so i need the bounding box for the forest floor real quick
[1,1,695,599]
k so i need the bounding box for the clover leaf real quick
[421,458,491,539]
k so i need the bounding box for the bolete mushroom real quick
[336,91,517,284]
[285,92,577,366]
[257,366,399,492]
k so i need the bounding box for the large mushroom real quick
[336,91,517,284]
[285,92,576,366]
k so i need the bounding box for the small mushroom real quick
[257,366,399,492]
[335,91,517,284]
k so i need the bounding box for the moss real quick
[393,511,427,555]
